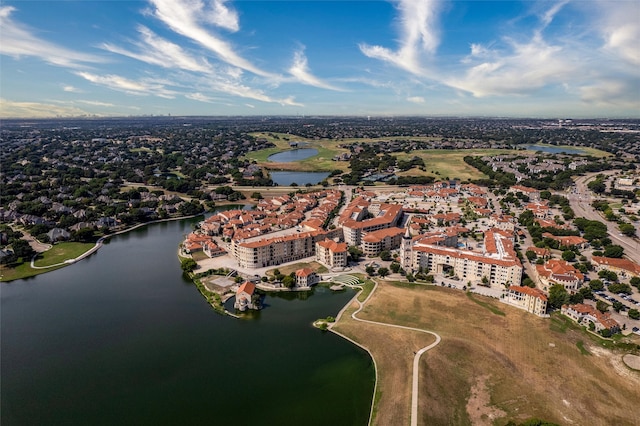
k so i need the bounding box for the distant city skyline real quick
[1,0,638,118]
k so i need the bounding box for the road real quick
[566,171,640,264]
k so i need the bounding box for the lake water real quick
[1,217,373,425]
[522,144,586,154]
[271,171,331,186]
[267,148,318,162]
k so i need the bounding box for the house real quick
[505,286,548,317]
[525,246,551,259]
[234,281,258,311]
[295,268,320,288]
[591,256,640,279]
[536,259,583,291]
[47,228,70,242]
[509,185,540,201]
[541,233,588,249]
[561,303,620,334]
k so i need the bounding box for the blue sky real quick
[1,0,638,118]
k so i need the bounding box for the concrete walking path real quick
[330,280,441,426]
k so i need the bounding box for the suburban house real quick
[561,303,620,334]
[46,228,70,242]
[591,256,640,279]
[541,233,589,249]
[234,281,258,311]
[505,285,548,317]
[295,268,320,288]
[509,185,540,201]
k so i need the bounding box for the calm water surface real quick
[267,148,317,162]
[271,171,331,186]
[522,144,586,154]
[1,217,373,425]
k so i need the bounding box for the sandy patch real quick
[590,345,640,384]
[466,375,506,425]
[622,354,640,371]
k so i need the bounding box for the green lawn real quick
[33,242,95,267]
[1,242,95,282]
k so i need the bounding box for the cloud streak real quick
[288,49,343,91]
[0,6,103,68]
[359,0,441,76]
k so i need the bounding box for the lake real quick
[522,144,587,154]
[267,148,318,162]
[271,171,331,186]
[1,216,374,425]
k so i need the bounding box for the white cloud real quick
[0,6,102,68]
[148,0,276,78]
[359,0,441,76]
[407,96,425,104]
[62,85,83,93]
[448,34,575,97]
[288,48,343,91]
[597,1,640,66]
[102,26,214,73]
[0,98,90,118]
[186,92,218,103]
[75,72,177,98]
[77,100,116,107]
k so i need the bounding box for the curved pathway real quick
[330,280,441,426]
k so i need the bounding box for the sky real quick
[1,0,638,118]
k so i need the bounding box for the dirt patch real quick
[466,375,506,425]
[623,354,640,371]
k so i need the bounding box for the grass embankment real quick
[188,271,226,315]
[265,261,328,277]
[1,242,95,282]
[333,280,640,426]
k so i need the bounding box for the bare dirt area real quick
[335,281,640,426]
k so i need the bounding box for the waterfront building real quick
[295,268,320,288]
[234,281,257,311]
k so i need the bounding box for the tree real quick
[390,262,401,273]
[180,258,197,272]
[282,275,295,288]
[378,267,389,278]
[379,250,392,261]
[588,279,604,291]
[561,250,576,262]
[603,245,624,258]
[348,245,363,261]
[10,239,35,260]
[598,269,618,282]
[365,266,375,276]
[608,283,632,294]
[251,191,263,200]
[612,301,625,313]
[525,250,537,261]
[548,284,569,310]
[628,309,640,320]
[619,223,636,237]
[630,276,640,290]
[596,300,609,313]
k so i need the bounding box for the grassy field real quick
[265,261,328,277]
[333,281,640,426]
[1,242,95,282]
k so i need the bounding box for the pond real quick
[271,171,331,186]
[522,144,587,154]
[268,148,318,162]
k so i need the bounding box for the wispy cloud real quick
[407,96,425,104]
[359,0,441,76]
[148,0,276,78]
[0,6,103,68]
[62,85,83,93]
[288,48,343,91]
[75,72,177,98]
[596,1,640,66]
[77,100,116,107]
[102,26,214,73]
[0,98,90,118]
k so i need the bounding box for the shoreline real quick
[3,214,204,282]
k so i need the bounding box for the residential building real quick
[592,256,640,279]
[505,285,548,317]
[361,227,405,256]
[561,303,620,334]
[234,281,258,311]
[295,268,320,288]
[316,239,348,268]
[536,259,584,291]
